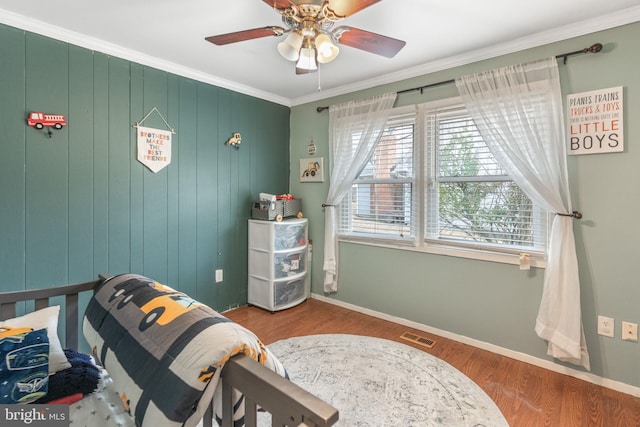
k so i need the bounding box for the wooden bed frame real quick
[0,275,338,427]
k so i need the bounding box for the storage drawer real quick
[274,249,307,279]
[248,274,307,311]
[248,218,307,251]
[274,222,306,250]
[274,276,307,309]
[249,247,307,280]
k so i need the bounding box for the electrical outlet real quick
[215,269,223,283]
[622,321,638,342]
[597,315,614,338]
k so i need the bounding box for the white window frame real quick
[338,97,550,268]
[337,106,417,246]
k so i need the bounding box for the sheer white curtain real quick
[323,92,397,292]
[455,58,590,370]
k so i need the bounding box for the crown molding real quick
[2,6,639,108]
[0,9,292,107]
[290,5,640,106]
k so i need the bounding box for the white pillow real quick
[1,306,71,374]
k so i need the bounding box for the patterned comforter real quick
[83,274,287,427]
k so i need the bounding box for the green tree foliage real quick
[437,129,534,246]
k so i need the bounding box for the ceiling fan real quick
[205,0,406,74]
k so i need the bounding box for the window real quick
[338,99,548,262]
[338,111,416,243]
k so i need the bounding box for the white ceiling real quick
[1,1,639,106]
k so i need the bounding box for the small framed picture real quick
[300,157,324,182]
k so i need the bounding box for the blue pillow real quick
[0,327,50,404]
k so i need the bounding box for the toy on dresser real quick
[252,192,303,221]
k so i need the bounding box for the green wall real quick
[291,22,640,389]
[2,17,638,392]
[0,24,290,313]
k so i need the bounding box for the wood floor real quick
[225,298,640,427]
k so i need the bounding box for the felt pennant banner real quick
[137,126,172,173]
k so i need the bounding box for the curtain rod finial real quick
[589,43,603,53]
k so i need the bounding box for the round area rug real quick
[260,334,508,427]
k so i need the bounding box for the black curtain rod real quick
[316,43,603,113]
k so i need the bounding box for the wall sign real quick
[137,126,172,173]
[567,86,623,155]
[133,107,175,173]
[300,157,324,182]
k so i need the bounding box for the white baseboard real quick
[311,293,640,398]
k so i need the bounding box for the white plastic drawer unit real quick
[248,218,309,312]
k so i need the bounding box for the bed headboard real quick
[0,278,103,349]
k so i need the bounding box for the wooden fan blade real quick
[327,0,382,17]
[205,26,285,45]
[261,0,292,10]
[333,26,405,58]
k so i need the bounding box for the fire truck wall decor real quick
[26,112,67,137]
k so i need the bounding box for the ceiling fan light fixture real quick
[205,0,407,75]
[296,44,318,73]
[314,33,339,63]
[277,31,303,61]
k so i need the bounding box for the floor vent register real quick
[400,331,436,349]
